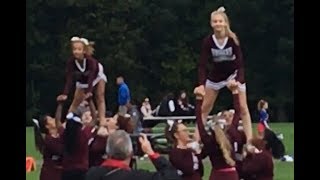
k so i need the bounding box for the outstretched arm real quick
[231,91,241,128]
[198,37,211,86]
[89,99,98,123]
[55,103,64,128]
[194,95,217,148]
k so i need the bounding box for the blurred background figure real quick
[140,97,154,117]
[116,76,131,116]
[176,90,195,117]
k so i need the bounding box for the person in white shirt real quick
[140,97,154,117]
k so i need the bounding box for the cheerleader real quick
[89,111,137,166]
[242,138,274,180]
[57,36,107,122]
[165,120,205,180]
[222,104,246,179]
[88,112,113,167]
[61,111,93,180]
[33,103,64,180]
[195,6,253,142]
[194,81,240,180]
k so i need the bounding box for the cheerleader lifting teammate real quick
[56,36,107,122]
[195,7,253,142]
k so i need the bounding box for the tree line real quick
[26,0,294,125]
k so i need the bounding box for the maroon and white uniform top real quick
[198,34,246,91]
[63,54,107,94]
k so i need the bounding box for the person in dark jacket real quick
[85,130,181,180]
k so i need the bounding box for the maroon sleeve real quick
[195,99,215,146]
[233,42,245,83]
[169,150,195,176]
[83,126,94,140]
[198,37,211,85]
[85,56,98,93]
[231,93,241,127]
[63,59,74,95]
[197,147,208,159]
[90,135,107,152]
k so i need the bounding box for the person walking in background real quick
[116,76,131,116]
[257,99,270,138]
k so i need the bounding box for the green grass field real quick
[26,123,294,180]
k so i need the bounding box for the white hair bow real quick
[32,119,40,128]
[207,119,225,130]
[217,6,226,12]
[66,112,82,123]
[167,120,175,131]
[70,36,89,45]
[167,119,182,131]
[229,109,235,114]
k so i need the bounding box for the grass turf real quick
[26,123,294,180]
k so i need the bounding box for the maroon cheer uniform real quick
[242,150,274,180]
[169,147,204,180]
[40,127,64,180]
[63,54,107,94]
[88,127,108,167]
[198,34,245,91]
[196,99,238,180]
[225,94,247,179]
[62,126,93,180]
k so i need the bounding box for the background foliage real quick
[26,0,294,124]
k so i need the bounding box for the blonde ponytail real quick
[213,124,235,166]
[226,26,239,46]
[86,41,95,56]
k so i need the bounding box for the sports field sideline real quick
[26,123,294,180]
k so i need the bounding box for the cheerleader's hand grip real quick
[57,94,67,102]
[194,86,205,98]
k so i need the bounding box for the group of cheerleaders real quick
[32,6,274,180]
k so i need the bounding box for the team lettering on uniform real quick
[211,47,236,62]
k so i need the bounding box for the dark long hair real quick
[33,115,50,154]
[178,90,189,106]
[117,115,134,133]
[63,113,82,155]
